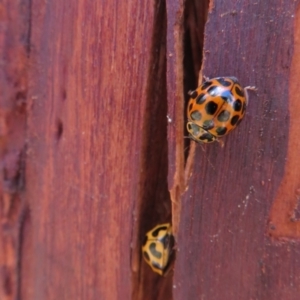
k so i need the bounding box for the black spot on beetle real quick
[235,86,244,97]
[142,235,148,246]
[149,242,162,259]
[188,90,198,98]
[220,90,233,103]
[201,81,213,90]
[152,261,163,271]
[233,99,242,111]
[188,123,200,136]
[162,235,171,249]
[143,251,150,261]
[152,226,167,237]
[216,77,232,87]
[190,111,202,121]
[216,127,227,136]
[202,120,214,130]
[217,110,230,122]
[196,93,206,104]
[231,115,240,126]
[205,101,218,115]
[207,86,220,97]
[200,132,214,141]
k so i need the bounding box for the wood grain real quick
[23,1,164,299]
[269,4,300,238]
[1,0,300,299]
[131,1,173,299]
[0,1,29,299]
[174,1,300,299]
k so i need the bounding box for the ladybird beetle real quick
[187,76,255,143]
[142,223,173,276]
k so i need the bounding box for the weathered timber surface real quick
[0,0,176,298]
[173,1,300,300]
[132,1,173,299]
[23,1,168,299]
[2,0,300,299]
[0,1,29,299]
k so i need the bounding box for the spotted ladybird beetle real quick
[142,223,173,276]
[187,76,255,143]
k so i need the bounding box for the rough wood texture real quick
[269,5,300,238]
[24,1,165,299]
[174,1,300,299]
[131,1,173,299]
[1,0,300,299]
[0,1,29,299]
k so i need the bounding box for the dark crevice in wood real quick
[183,0,210,164]
[131,0,172,299]
[55,118,64,141]
[16,204,30,300]
[132,0,212,298]
[3,268,13,297]
[0,0,31,298]
[15,0,32,294]
[21,0,32,55]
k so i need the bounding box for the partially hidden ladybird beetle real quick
[187,76,255,143]
[142,223,174,276]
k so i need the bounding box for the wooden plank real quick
[174,0,300,299]
[23,1,158,299]
[0,1,29,299]
[2,0,300,298]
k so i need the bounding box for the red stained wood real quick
[269,6,300,238]
[24,1,164,299]
[174,1,300,300]
[0,1,29,299]
[1,0,300,299]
